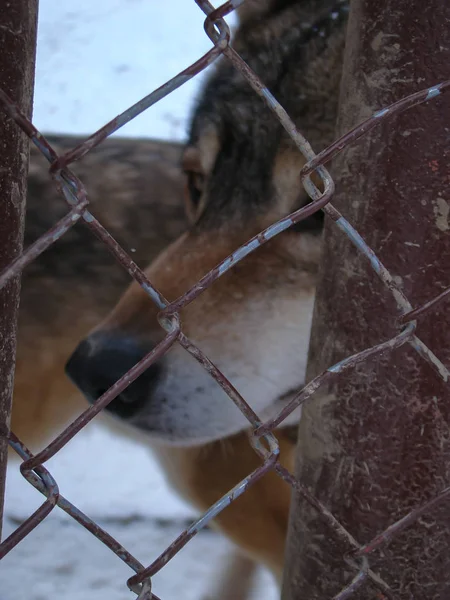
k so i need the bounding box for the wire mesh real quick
[0,1,449,598]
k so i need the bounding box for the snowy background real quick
[2,2,278,599]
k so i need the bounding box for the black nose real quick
[65,332,161,419]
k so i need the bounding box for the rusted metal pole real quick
[282,0,450,598]
[0,0,38,538]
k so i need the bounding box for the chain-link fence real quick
[0,1,449,599]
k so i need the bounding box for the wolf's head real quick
[66,1,348,446]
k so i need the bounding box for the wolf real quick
[12,1,349,596]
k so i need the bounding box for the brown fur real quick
[156,428,295,580]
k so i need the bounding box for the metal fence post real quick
[282,0,450,597]
[0,0,38,538]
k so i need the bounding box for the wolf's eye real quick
[185,170,205,209]
[182,147,206,222]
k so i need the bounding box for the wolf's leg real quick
[202,549,258,600]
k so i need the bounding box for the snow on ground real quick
[2,3,277,600]
[3,425,277,600]
[5,423,195,523]
[1,515,278,600]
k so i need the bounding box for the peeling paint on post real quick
[282,0,450,598]
[0,0,38,538]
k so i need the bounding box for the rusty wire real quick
[0,1,450,598]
